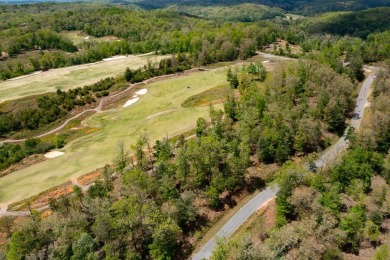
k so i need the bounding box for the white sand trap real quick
[262,60,270,63]
[84,36,90,40]
[103,55,127,62]
[365,101,371,108]
[136,89,148,95]
[44,151,65,159]
[123,97,139,107]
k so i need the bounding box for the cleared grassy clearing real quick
[0,54,167,103]
[0,68,226,206]
[62,31,121,45]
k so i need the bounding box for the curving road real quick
[192,186,279,260]
[315,69,376,169]
[192,56,377,259]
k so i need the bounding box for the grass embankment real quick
[181,84,230,108]
[0,54,166,103]
[0,68,227,205]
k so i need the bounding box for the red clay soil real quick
[77,169,102,186]
[30,184,74,209]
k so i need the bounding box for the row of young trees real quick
[0,77,119,137]
[124,54,192,83]
[0,138,57,171]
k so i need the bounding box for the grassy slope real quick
[0,68,226,206]
[0,54,167,103]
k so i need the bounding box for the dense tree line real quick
[136,0,390,15]
[0,78,120,136]
[166,3,285,22]
[4,29,77,57]
[0,138,55,171]
[233,60,355,164]
[124,54,192,83]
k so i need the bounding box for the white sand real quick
[123,97,139,107]
[44,151,65,159]
[133,94,138,98]
[136,89,148,95]
[262,60,270,63]
[103,55,127,62]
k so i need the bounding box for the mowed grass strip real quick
[0,54,167,103]
[0,68,226,205]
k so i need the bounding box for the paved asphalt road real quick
[192,186,279,260]
[192,57,377,259]
[315,70,376,169]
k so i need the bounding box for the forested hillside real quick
[134,0,390,15]
[0,4,277,79]
[302,7,390,38]
[165,4,285,22]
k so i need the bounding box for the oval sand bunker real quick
[44,151,65,159]
[135,89,148,95]
[123,97,140,108]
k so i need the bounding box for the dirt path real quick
[71,178,93,192]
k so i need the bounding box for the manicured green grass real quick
[0,54,167,103]
[0,68,227,205]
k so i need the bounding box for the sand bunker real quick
[44,151,65,159]
[103,55,127,62]
[123,97,140,107]
[136,89,148,95]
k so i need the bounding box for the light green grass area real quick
[0,68,227,205]
[285,13,305,20]
[62,31,121,45]
[0,54,167,103]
